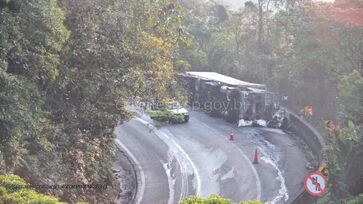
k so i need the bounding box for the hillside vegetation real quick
[1,0,182,202]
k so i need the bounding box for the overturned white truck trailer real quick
[178,72,281,125]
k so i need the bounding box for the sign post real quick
[304,172,327,197]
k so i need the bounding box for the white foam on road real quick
[221,167,235,181]
[129,114,262,202]
[263,128,285,135]
[161,160,176,204]
[115,138,146,204]
[135,118,201,196]
[196,119,262,200]
[166,149,188,201]
[258,142,289,204]
[176,137,227,197]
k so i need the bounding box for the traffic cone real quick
[229,132,234,141]
[252,149,259,164]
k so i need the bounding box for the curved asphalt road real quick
[114,110,308,204]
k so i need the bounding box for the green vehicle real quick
[148,101,189,123]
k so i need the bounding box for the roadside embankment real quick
[113,145,138,204]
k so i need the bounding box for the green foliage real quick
[0,0,70,84]
[0,0,69,173]
[346,194,363,204]
[240,201,263,204]
[174,60,191,72]
[1,0,184,203]
[323,69,363,202]
[338,70,363,123]
[0,174,60,203]
[180,194,231,204]
[0,0,20,12]
[179,194,262,204]
[322,119,362,202]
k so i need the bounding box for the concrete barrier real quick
[283,108,326,204]
[285,108,326,160]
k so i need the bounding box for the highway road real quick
[114,110,308,204]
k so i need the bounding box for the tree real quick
[2,0,185,202]
[338,70,363,124]
[0,0,69,173]
[47,0,182,202]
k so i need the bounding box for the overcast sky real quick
[215,0,335,11]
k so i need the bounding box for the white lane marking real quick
[194,118,262,201]
[161,160,176,204]
[135,117,202,196]
[115,138,146,204]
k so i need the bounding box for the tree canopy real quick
[1,0,184,202]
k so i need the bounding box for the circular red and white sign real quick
[304,172,327,197]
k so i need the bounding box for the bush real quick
[346,194,363,204]
[240,201,263,204]
[180,195,231,204]
[179,194,263,204]
[0,174,61,203]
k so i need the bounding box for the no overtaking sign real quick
[304,172,327,197]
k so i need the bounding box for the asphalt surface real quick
[114,110,308,204]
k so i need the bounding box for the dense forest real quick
[0,0,181,202]
[0,0,362,203]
